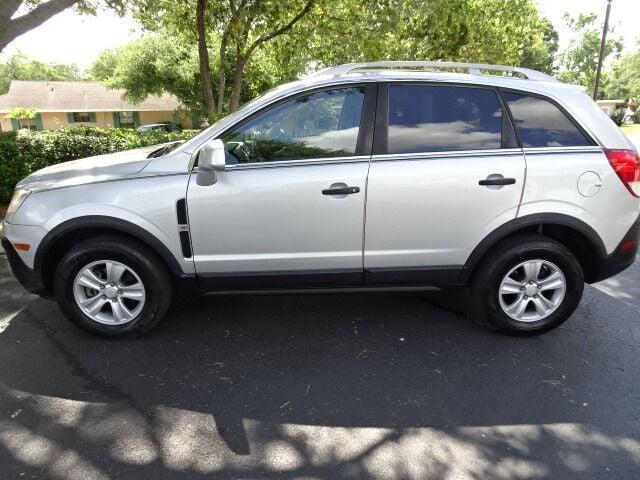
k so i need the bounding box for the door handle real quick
[479,177,516,186]
[322,186,360,195]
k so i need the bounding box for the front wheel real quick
[53,235,173,337]
[471,235,585,335]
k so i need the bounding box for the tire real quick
[471,234,584,335]
[53,235,173,338]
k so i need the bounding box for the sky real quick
[1,0,640,70]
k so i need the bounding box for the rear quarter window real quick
[502,91,592,148]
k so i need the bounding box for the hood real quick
[16,144,164,191]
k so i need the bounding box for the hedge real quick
[0,126,199,203]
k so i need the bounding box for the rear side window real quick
[387,85,504,154]
[502,91,592,148]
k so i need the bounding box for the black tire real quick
[53,235,173,338]
[471,234,584,335]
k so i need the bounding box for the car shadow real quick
[1,285,639,478]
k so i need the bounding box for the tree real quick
[196,0,216,121]
[0,0,130,52]
[604,50,640,100]
[558,13,623,96]
[128,0,316,112]
[222,0,315,111]
[1,0,79,51]
[97,0,557,117]
[0,52,83,94]
[91,34,206,112]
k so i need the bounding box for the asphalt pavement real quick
[0,247,639,479]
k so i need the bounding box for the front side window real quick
[387,85,504,154]
[502,91,592,148]
[222,87,365,164]
[118,111,136,128]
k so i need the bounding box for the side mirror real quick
[196,139,226,186]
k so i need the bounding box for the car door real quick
[187,84,376,289]
[364,83,526,285]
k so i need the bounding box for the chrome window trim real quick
[371,148,523,162]
[522,146,603,155]
[192,155,371,172]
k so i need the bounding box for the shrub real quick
[0,127,199,203]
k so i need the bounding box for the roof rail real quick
[313,61,556,82]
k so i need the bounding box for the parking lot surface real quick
[0,250,639,480]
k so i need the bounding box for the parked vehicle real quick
[2,61,639,337]
[136,123,182,133]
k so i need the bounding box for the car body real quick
[136,123,182,133]
[2,61,639,337]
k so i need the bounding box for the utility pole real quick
[593,0,613,100]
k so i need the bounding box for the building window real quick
[19,118,37,130]
[118,111,136,128]
[73,112,91,123]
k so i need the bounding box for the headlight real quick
[4,189,31,222]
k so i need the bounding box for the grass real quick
[620,124,640,134]
[0,203,6,220]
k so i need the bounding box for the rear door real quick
[364,83,525,284]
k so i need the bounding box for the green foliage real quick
[558,13,623,96]
[0,127,198,203]
[0,53,83,94]
[95,0,557,116]
[604,50,640,100]
[270,0,557,71]
[5,107,37,119]
[91,34,206,113]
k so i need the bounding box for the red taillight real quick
[605,149,640,197]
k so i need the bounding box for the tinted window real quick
[222,87,365,164]
[503,91,591,148]
[387,85,503,154]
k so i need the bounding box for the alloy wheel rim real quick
[73,260,146,325]
[498,259,566,323]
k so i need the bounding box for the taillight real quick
[604,149,640,197]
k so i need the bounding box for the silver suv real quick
[2,61,639,337]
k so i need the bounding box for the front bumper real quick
[591,214,640,283]
[1,236,47,295]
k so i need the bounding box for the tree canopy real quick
[0,52,83,94]
[604,49,640,100]
[93,0,560,118]
[558,13,623,98]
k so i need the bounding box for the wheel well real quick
[39,226,176,294]
[467,223,603,283]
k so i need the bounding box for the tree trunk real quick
[0,0,80,52]
[196,0,216,123]
[229,56,246,112]
[217,35,227,115]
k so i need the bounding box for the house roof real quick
[0,80,182,113]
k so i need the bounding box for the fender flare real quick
[34,215,184,280]
[460,213,607,283]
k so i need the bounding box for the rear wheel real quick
[53,235,172,337]
[471,235,584,335]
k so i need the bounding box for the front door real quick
[364,83,526,284]
[187,85,375,289]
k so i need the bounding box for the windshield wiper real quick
[147,141,185,158]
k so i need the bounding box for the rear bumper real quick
[1,236,47,295]
[591,214,640,283]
